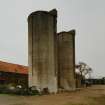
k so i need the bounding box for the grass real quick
[65,95,105,105]
[66,103,92,105]
[89,95,105,105]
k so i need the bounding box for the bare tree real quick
[76,61,92,79]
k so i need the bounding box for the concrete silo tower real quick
[57,30,76,91]
[28,9,58,93]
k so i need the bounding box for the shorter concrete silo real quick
[57,30,76,91]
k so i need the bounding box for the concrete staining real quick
[58,30,76,90]
[28,9,76,93]
[28,9,58,93]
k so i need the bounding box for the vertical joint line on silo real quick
[73,35,76,79]
[32,16,33,76]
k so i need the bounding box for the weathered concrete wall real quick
[28,9,58,93]
[57,30,76,91]
[75,73,82,88]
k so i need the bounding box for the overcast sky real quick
[0,0,105,78]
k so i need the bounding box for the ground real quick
[0,85,105,105]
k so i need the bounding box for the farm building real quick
[0,61,28,87]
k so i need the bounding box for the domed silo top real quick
[58,29,76,36]
[28,9,57,20]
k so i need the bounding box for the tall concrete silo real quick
[57,30,76,91]
[28,9,58,93]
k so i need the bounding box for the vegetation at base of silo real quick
[0,84,41,96]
